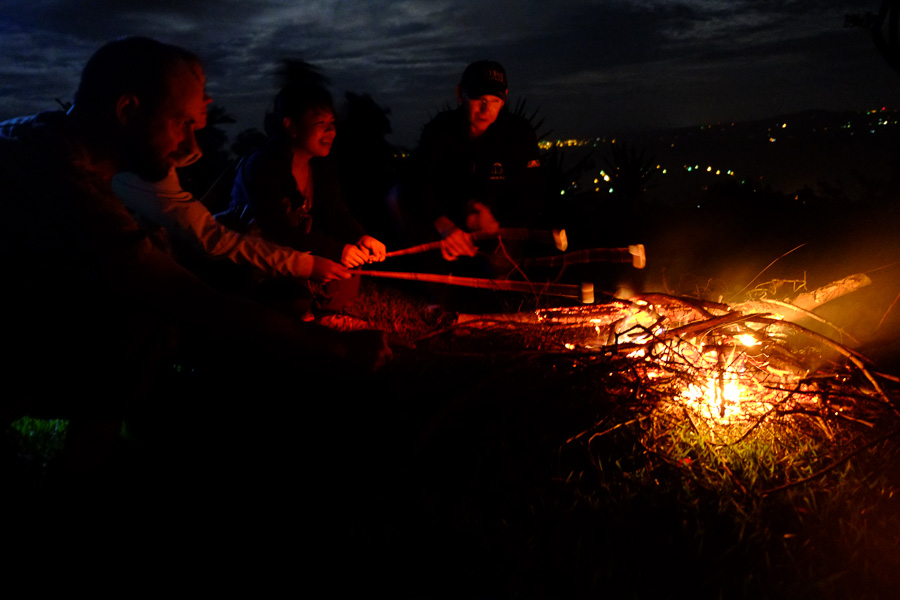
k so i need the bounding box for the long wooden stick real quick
[384,232,495,258]
[354,269,587,300]
[383,228,566,258]
[522,244,646,269]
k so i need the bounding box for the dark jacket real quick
[0,112,167,421]
[409,107,543,231]
[226,135,365,263]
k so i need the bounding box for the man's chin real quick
[171,150,202,168]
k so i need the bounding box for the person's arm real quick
[410,114,479,260]
[113,170,352,281]
[118,240,386,369]
[90,178,378,366]
[499,121,545,228]
[408,114,467,234]
[434,215,477,261]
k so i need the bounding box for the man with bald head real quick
[0,37,388,428]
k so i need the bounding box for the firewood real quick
[791,273,872,311]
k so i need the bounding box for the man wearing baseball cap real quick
[408,60,544,261]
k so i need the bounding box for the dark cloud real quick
[1,0,896,146]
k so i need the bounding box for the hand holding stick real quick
[383,228,570,259]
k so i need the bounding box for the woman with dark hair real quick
[222,61,386,312]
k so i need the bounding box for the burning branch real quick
[790,273,872,311]
[426,287,900,493]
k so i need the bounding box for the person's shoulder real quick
[416,109,465,156]
[252,134,291,160]
[488,111,538,148]
[421,108,464,136]
[0,111,70,173]
[0,111,66,144]
[495,110,535,135]
[0,115,34,141]
[242,134,290,175]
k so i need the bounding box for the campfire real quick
[338,236,900,594]
[441,276,900,494]
[345,229,900,497]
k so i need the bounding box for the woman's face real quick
[290,107,336,158]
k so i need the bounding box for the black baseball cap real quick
[459,60,508,101]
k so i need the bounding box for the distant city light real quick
[538,106,895,202]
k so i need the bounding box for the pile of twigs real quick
[430,291,900,494]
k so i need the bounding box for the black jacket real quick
[409,107,543,231]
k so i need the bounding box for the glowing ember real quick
[737,333,759,347]
[536,296,833,433]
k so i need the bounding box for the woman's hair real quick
[264,60,334,137]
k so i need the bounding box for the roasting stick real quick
[522,244,646,270]
[382,233,494,258]
[353,269,596,302]
[382,228,568,259]
[382,234,644,271]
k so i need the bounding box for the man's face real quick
[461,92,504,138]
[127,60,210,180]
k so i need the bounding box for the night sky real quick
[1,1,898,147]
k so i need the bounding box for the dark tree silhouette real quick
[509,97,549,141]
[603,141,656,211]
[846,0,900,74]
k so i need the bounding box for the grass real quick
[358,281,900,598]
[6,417,69,475]
[4,279,899,597]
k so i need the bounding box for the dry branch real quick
[422,284,899,480]
[791,273,872,311]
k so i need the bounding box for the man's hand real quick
[311,255,352,282]
[341,243,370,268]
[465,201,499,234]
[440,228,478,261]
[434,216,477,261]
[357,235,386,263]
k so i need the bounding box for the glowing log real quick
[732,273,873,346]
[791,273,872,311]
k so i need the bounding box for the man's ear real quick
[455,85,463,105]
[115,94,141,126]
